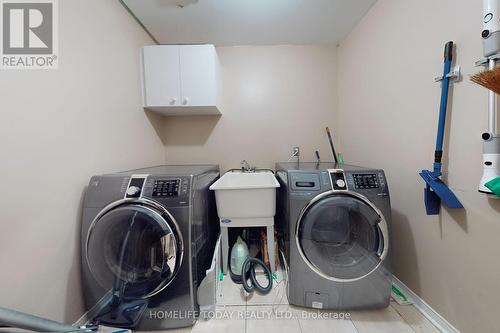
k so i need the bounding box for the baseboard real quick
[392,276,461,333]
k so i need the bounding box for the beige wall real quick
[0,0,163,322]
[162,45,338,170]
[338,0,500,332]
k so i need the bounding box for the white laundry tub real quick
[209,171,280,227]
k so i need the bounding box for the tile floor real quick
[145,268,441,333]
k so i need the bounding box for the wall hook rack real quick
[475,53,500,67]
[434,65,461,83]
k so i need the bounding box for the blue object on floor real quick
[419,41,464,215]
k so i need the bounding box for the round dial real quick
[126,186,141,196]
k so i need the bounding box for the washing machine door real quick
[85,198,183,300]
[296,191,388,282]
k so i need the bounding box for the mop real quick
[419,41,464,215]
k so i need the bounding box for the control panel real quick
[352,174,379,189]
[328,169,348,191]
[152,179,180,198]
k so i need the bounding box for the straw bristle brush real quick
[470,66,500,94]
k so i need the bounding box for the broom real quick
[470,66,500,93]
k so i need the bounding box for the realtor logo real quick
[1,0,58,69]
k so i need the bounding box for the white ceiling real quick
[121,0,377,46]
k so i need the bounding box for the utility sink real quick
[209,171,280,227]
[210,171,280,274]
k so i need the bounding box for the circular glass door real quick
[296,192,388,282]
[86,200,182,300]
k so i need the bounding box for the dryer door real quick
[296,191,388,282]
[85,198,183,300]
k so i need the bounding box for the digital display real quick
[153,179,180,197]
[353,174,379,189]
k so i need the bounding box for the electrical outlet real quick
[292,146,300,157]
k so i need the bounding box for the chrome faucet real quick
[241,160,255,172]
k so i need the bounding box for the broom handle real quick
[326,127,339,165]
[434,41,454,172]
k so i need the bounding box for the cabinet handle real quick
[182,98,189,105]
[170,98,177,105]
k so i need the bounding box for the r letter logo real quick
[1,0,58,69]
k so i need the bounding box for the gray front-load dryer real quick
[276,162,392,310]
[81,165,219,330]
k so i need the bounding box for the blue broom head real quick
[424,186,441,215]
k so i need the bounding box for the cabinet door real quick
[179,45,217,107]
[142,45,180,107]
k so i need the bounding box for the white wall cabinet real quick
[141,44,221,115]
